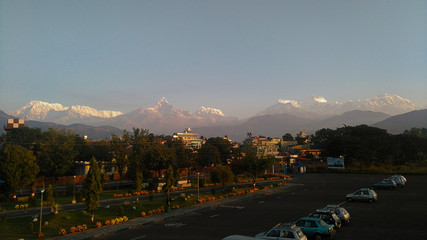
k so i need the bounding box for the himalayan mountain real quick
[2,94,426,141]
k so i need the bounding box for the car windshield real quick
[317,219,328,227]
[332,214,340,221]
[295,229,305,238]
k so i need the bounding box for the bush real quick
[29,196,38,208]
[149,194,154,201]
[1,214,7,223]
[117,206,124,216]
[27,222,34,232]
[75,189,83,202]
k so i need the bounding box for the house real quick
[173,128,204,149]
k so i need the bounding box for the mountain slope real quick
[371,109,427,134]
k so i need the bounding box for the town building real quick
[173,128,204,149]
[4,118,25,130]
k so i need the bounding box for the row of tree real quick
[0,127,274,197]
[310,125,427,168]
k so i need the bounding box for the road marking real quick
[259,201,265,204]
[165,223,186,228]
[221,205,245,210]
[210,214,220,218]
[338,201,347,206]
[130,236,146,240]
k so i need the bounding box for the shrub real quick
[27,222,34,232]
[117,206,124,216]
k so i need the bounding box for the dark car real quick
[309,210,342,229]
[373,179,397,190]
[322,205,350,224]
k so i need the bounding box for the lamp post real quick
[72,175,76,204]
[197,172,200,200]
[39,188,45,236]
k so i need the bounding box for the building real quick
[174,128,204,149]
[245,136,282,157]
[4,119,25,130]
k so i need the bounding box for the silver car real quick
[256,223,307,240]
[346,188,377,203]
[388,175,406,187]
[323,205,351,224]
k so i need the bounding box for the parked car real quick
[255,223,307,240]
[308,210,342,229]
[293,217,335,240]
[346,188,377,203]
[223,235,258,240]
[322,205,350,224]
[388,175,406,187]
[373,179,397,190]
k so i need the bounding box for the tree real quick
[282,133,294,141]
[84,157,102,222]
[243,151,274,182]
[37,128,78,178]
[162,165,176,208]
[198,144,221,167]
[210,165,234,190]
[0,145,39,196]
[110,131,131,178]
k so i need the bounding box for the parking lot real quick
[98,173,427,240]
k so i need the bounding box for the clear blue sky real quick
[1,0,426,118]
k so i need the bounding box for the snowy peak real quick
[9,100,123,123]
[260,94,417,118]
[10,100,69,120]
[313,96,327,103]
[195,107,225,118]
[278,99,301,108]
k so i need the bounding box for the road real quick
[97,174,427,240]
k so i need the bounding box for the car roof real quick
[299,217,322,221]
[273,223,299,230]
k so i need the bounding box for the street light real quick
[197,172,200,200]
[72,175,76,204]
[39,188,45,236]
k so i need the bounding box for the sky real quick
[1,0,426,119]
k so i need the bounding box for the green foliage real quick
[46,184,55,204]
[198,144,221,167]
[84,157,102,213]
[75,189,83,202]
[210,165,235,187]
[1,214,7,224]
[37,128,78,178]
[0,145,39,195]
[27,222,33,232]
[110,131,131,178]
[312,125,427,168]
[117,206,124,216]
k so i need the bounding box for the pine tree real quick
[84,157,102,222]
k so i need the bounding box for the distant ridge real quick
[372,109,427,134]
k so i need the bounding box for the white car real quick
[346,188,377,203]
[256,223,307,240]
[323,205,351,224]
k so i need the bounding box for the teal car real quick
[293,217,335,240]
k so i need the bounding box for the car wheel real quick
[314,233,322,240]
[347,197,352,202]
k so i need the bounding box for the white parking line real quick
[130,236,146,240]
[338,201,347,206]
[210,214,220,218]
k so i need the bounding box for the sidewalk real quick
[48,183,298,240]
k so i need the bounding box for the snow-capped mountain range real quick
[258,94,417,119]
[4,94,423,139]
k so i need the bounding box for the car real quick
[255,223,307,240]
[373,178,397,190]
[388,175,406,187]
[308,210,342,229]
[322,205,350,224]
[346,188,377,203]
[293,217,335,240]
